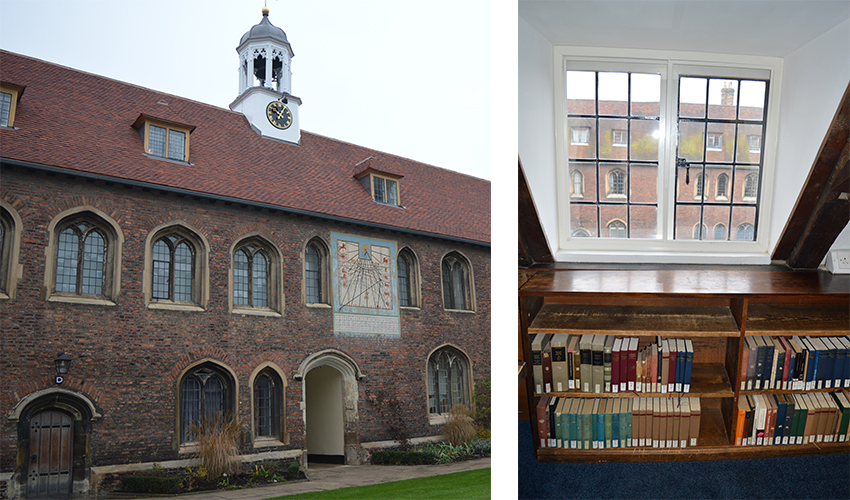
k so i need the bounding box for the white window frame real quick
[553,46,782,264]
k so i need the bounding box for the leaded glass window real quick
[255,375,273,437]
[180,367,231,443]
[0,92,12,127]
[152,234,194,302]
[234,244,269,308]
[305,241,325,304]
[428,348,469,415]
[54,221,106,296]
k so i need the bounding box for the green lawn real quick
[268,467,490,500]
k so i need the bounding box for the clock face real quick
[266,101,293,130]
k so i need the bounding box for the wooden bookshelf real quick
[519,265,850,462]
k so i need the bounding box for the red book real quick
[669,342,677,393]
[536,397,550,448]
[627,338,638,391]
[778,336,793,390]
[620,339,629,392]
[541,335,553,393]
[612,338,622,393]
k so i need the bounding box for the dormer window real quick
[133,114,195,162]
[354,161,403,207]
[0,82,25,128]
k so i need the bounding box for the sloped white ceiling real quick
[519,0,850,57]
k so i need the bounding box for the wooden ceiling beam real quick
[773,81,850,268]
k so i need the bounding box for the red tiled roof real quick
[0,50,490,245]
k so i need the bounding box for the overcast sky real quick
[0,0,501,181]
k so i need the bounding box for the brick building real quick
[0,9,489,499]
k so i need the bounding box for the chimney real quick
[721,82,736,106]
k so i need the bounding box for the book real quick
[689,397,700,447]
[565,335,575,390]
[611,398,621,448]
[650,343,658,393]
[774,394,786,445]
[554,397,566,448]
[753,336,766,390]
[740,339,750,391]
[536,396,550,448]
[767,337,780,390]
[593,398,603,448]
[627,337,638,392]
[541,334,553,393]
[604,398,613,448]
[735,396,749,446]
[548,396,559,448]
[777,336,792,390]
[636,348,643,392]
[652,397,660,448]
[570,398,581,449]
[782,394,795,445]
[684,339,694,393]
[832,391,850,442]
[771,337,784,390]
[680,397,690,448]
[592,334,605,394]
[581,397,593,449]
[746,336,758,390]
[668,340,677,393]
[802,337,819,390]
[832,337,847,389]
[550,333,570,392]
[569,334,581,390]
[675,339,686,392]
[821,337,837,389]
[531,333,545,394]
[612,337,622,394]
[620,398,630,447]
[580,335,593,393]
[661,340,670,394]
[603,335,615,393]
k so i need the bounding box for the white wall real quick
[305,366,344,456]
[770,19,850,258]
[519,15,850,262]
[518,17,557,254]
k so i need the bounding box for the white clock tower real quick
[230,7,301,145]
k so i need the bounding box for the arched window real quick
[152,234,195,302]
[693,223,707,240]
[179,363,235,443]
[232,236,282,314]
[441,252,473,311]
[607,169,626,196]
[49,212,121,300]
[695,172,706,199]
[744,173,759,199]
[253,368,284,441]
[0,206,16,296]
[607,220,626,238]
[714,223,727,241]
[736,223,755,241]
[716,173,729,199]
[428,347,471,416]
[304,238,329,304]
[397,248,419,308]
[571,170,584,197]
[571,228,591,237]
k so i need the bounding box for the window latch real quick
[678,158,690,184]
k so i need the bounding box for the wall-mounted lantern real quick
[54,352,71,384]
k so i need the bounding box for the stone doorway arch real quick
[294,350,364,465]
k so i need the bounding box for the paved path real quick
[152,457,490,500]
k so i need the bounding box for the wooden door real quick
[27,411,73,498]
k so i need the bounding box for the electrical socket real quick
[825,250,850,274]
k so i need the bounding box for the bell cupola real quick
[230,7,302,145]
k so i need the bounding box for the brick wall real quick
[0,166,490,467]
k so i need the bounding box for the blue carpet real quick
[518,420,850,499]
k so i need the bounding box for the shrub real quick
[188,412,245,479]
[441,404,476,445]
[120,475,182,494]
[285,460,302,480]
[469,438,491,455]
[371,450,436,465]
[472,377,491,431]
[421,441,473,464]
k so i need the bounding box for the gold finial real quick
[262,6,269,15]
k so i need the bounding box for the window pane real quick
[234,250,249,306]
[373,177,385,203]
[676,163,705,203]
[630,73,660,117]
[629,205,658,239]
[451,262,465,310]
[253,252,268,307]
[568,118,596,159]
[570,204,598,237]
[566,70,596,114]
[708,79,738,119]
[168,129,186,161]
[705,123,735,162]
[598,118,628,160]
[181,377,201,442]
[152,240,170,299]
[675,204,702,240]
[629,164,657,203]
[679,77,707,118]
[438,354,450,412]
[598,72,629,116]
[305,245,321,303]
[569,162,597,202]
[173,242,193,302]
[255,375,272,437]
[739,80,766,121]
[428,360,438,414]
[0,92,11,127]
[386,180,398,205]
[737,124,762,163]
[441,261,452,308]
[56,228,79,293]
[148,125,167,157]
[678,121,705,163]
[704,206,731,241]
[397,254,410,307]
[81,230,105,295]
[204,376,224,417]
[600,205,628,238]
[629,119,659,162]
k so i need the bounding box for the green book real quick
[568,398,579,449]
[832,392,850,442]
[604,398,613,448]
[612,398,621,448]
[581,398,593,449]
[554,397,565,448]
[593,398,603,448]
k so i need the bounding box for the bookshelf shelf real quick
[519,265,850,462]
[537,363,733,398]
[528,304,740,337]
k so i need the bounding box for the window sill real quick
[428,414,448,426]
[443,307,475,314]
[178,444,199,456]
[47,294,116,306]
[232,307,282,318]
[400,305,421,311]
[253,437,286,449]
[148,302,204,312]
[305,302,332,309]
[554,248,770,265]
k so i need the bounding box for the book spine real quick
[612,339,621,394]
[552,343,568,392]
[542,344,553,393]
